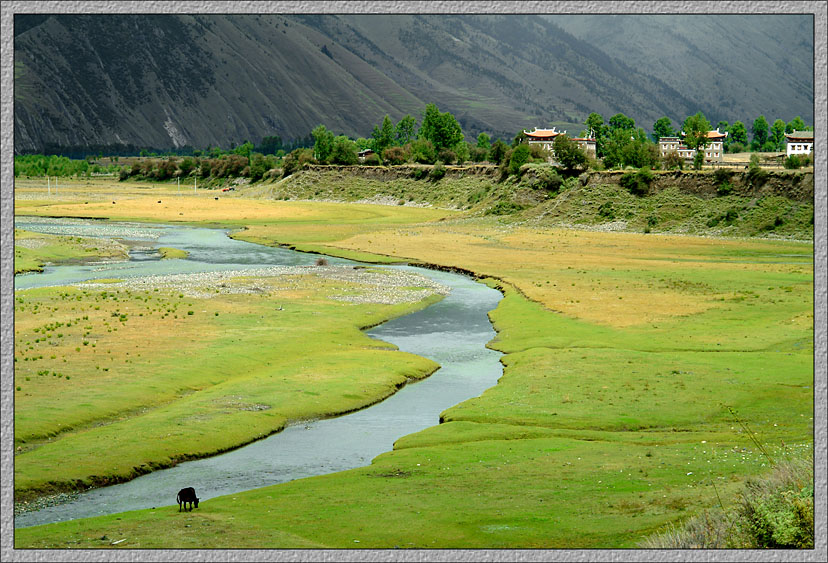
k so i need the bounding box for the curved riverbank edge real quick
[13,221,461,507]
[13,288,445,507]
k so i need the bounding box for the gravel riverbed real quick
[78,265,450,304]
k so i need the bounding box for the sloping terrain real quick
[13,13,814,153]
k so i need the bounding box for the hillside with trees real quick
[13,14,813,155]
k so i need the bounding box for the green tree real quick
[751,116,769,150]
[477,132,491,150]
[552,134,587,170]
[410,138,436,164]
[585,112,605,139]
[354,137,372,150]
[651,117,675,142]
[489,139,508,164]
[395,115,418,146]
[508,144,531,175]
[371,115,395,154]
[682,112,712,152]
[248,153,269,180]
[609,113,635,132]
[786,116,807,133]
[770,119,787,151]
[258,135,282,155]
[730,121,748,147]
[330,136,358,165]
[716,121,731,148]
[312,124,335,162]
[233,141,254,159]
[418,104,464,152]
[511,129,528,148]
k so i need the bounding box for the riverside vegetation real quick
[13,171,814,549]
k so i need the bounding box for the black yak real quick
[177,487,199,512]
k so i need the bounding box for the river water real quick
[13,217,503,529]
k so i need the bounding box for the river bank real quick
[13,217,458,507]
[12,179,815,548]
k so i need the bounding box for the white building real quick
[785,131,814,156]
[524,127,597,159]
[658,128,727,162]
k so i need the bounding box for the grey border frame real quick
[1,1,825,561]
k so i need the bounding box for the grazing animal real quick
[177,487,199,512]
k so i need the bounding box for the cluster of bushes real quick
[14,155,121,178]
[118,153,279,183]
[784,154,812,169]
[640,453,814,549]
[619,166,654,195]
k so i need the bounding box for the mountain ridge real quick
[13,14,814,153]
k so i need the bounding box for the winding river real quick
[14,217,503,529]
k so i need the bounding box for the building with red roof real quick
[658,128,728,163]
[524,127,596,160]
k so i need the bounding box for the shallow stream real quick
[13,217,503,528]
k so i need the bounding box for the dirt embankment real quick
[291,164,813,203]
[581,169,814,202]
[301,163,500,181]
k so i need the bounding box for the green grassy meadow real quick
[13,177,814,549]
[14,272,442,502]
[14,228,128,274]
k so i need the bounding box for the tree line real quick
[14,104,814,181]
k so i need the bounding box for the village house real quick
[524,127,597,160]
[785,130,814,156]
[658,128,727,163]
[357,148,375,163]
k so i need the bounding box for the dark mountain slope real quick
[13,13,813,154]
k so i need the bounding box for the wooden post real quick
[47,176,50,196]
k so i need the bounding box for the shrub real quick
[620,166,654,195]
[429,162,447,181]
[713,168,732,185]
[486,200,526,215]
[437,149,457,165]
[469,146,489,162]
[528,143,551,161]
[508,145,531,176]
[410,168,428,180]
[784,155,802,169]
[329,137,358,165]
[663,151,683,170]
[411,139,436,164]
[597,201,615,220]
[282,148,315,177]
[717,182,733,196]
[362,153,381,166]
[747,164,769,186]
[382,146,407,165]
[525,166,563,192]
[640,454,814,549]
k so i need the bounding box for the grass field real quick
[13,228,128,274]
[13,177,815,549]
